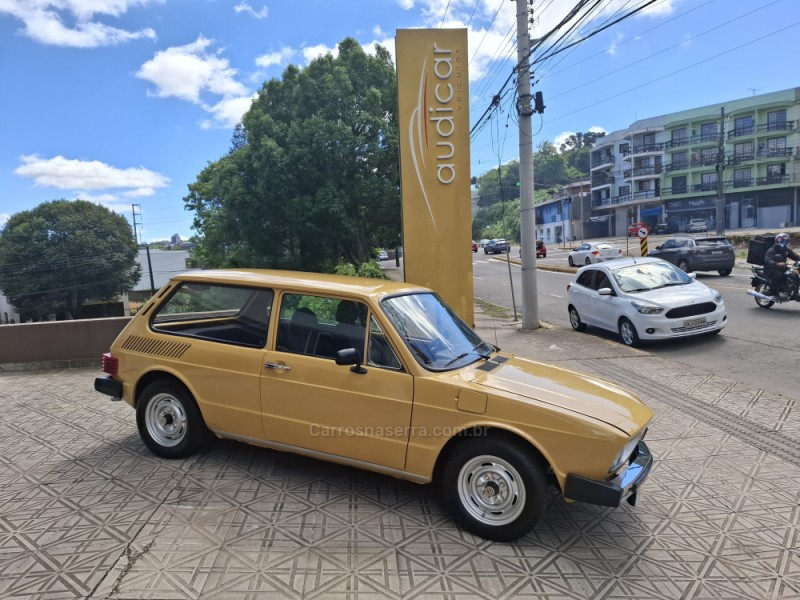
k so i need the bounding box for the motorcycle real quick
[747,260,800,308]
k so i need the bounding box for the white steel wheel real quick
[136,381,211,459]
[442,437,548,541]
[145,393,188,448]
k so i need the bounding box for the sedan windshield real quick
[381,293,493,370]
[611,262,692,293]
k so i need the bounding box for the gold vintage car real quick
[95,269,653,541]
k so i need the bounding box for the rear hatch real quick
[694,236,734,267]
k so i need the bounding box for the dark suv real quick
[484,238,510,254]
[650,235,735,276]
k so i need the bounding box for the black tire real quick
[568,256,575,267]
[718,268,731,277]
[442,437,548,542]
[584,257,592,266]
[484,248,489,255]
[568,305,587,332]
[619,317,640,347]
[754,283,774,309]
[677,259,690,273]
[136,380,211,459]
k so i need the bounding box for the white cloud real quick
[14,155,169,198]
[255,46,295,68]
[0,213,9,228]
[302,43,338,63]
[589,126,606,133]
[553,132,575,148]
[397,0,414,9]
[681,33,694,48]
[234,2,268,19]
[201,95,258,129]
[607,32,625,57]
[0,0,158,48]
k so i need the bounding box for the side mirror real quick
[336,348,367,374]
[598,287,613,296]
[655,245,661,250]
[688,273,697,280]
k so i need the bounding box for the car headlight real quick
[610,430,645,474]
[712,290,723,304]
[631,301,664,314]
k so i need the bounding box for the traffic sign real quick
[637,227,649,240]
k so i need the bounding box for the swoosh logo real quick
[407,59,438,232]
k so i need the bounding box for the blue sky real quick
[1,0,797,242]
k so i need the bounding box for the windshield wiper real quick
[443,343,492,368]
[407,340,432,365]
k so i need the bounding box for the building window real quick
[671,128,688,146]
[733,115,754,136]
[733,167,751,188]
[767,109,787,131]
[766,136,787,157]
[734,141,754,160]
[672,176,687,194]
[619,185,630,196]
[701,172,718,191]
[700,122,717,142]
[766,163,786,184]
[619,142,630,155]
[700,147,716,164]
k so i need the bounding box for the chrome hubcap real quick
[145,393,187,447]
[457,455,525,526]
[570,309,580,328]
[621,323,634,345]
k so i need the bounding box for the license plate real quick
[711,250,723,255]
[684,317,707,328]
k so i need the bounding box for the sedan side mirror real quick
[655,245,661,250]
[688,273,697,280]
[336,348,367,374]
[598,287,614,296]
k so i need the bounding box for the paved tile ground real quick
[1,311,799,599]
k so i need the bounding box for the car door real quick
[590,270,621,332]
[573,243,589,263]
[653,239,678,266]
[260,292,414,470]
[569,269,599,326]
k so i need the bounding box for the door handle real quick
[265,362,291,371]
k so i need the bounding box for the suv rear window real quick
[696,238,731,246]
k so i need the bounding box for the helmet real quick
[775,233,790,248]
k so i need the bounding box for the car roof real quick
[172,269,427,298]
[576,257,663,273]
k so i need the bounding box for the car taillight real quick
[102,353,119,376]
[591,251,600,256]
[567,283,572,291]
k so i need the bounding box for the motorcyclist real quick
[764,233,799,298]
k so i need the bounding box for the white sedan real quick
[568,242,623,266]
[566,257,727,347]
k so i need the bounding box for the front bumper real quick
[564,441,653,507]
[94,375,123,399]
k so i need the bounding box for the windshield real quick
[611,262,692,293]
[381,293,493,371]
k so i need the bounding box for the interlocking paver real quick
[1,312,799,599]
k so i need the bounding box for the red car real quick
[472,240,478,252]
[627,222,652,237]
[536,240,547,258]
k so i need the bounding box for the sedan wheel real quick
[677,259,690,273]
[136,381,211,458]
[442,437,548,541]
[568,256,574,267]
[568,305,587,332]
[619,318,640,347]
[718,268,731,277]
[584,257,592,266]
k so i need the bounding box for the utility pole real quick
[516,0,538,330]
[132,204,155,295]
[716,107,725,235]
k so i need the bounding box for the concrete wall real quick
[0,317,131,368]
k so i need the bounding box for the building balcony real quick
[590,189,659,207]
[690,156,718,168]
[732,178,753,189]
[623,166,663,179]
[762,147,794,158]
[727,152,755,166]
[756,120,795,134]
[727,126,755,140]
[756,174,791,186]
[591,173,615,187]
[664,161,690,173]
[691,182,719,193]
[665,137,690,150]
[690,133,719,146]
[590,155,615,170]
[661,187,688,197]
[629,142,666,155]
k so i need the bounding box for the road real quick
[472,243,800,399]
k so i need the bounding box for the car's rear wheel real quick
[568,306,587,332]
[442,437,548,542]
[584,257,592,266]
[677,259,690,273]
[619,318,640,347]
[718,268,731,276]
[568,256,574,266]
[754,283,774,309]
[137,380,211,459]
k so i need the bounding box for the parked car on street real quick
[649,236,735,276]
[95,269,654,542]
[377,249,389,261]
[478,238,490,248]
[484,238,510,254]
[568,242,624,266]
[536,240,547,258]
[471,240,478,252]
[567,257,727,347]
[685,218,708,233]
[627,222,651,237]
[654,223,670,235]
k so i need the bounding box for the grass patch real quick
[475,298,513,319]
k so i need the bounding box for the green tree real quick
[476,161,520,208]
[185,38,401,272]
[534,141,569,186]
[0,200,141,321]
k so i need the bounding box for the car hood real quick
[464,355,652,434]
[625,282,716,305]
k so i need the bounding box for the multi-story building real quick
[589,87,800,235]
[534,179,591,243]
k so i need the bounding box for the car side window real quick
[276,294,367,360]
[595,273,613,292]
[575,271,594,288]
[661,240,675,249]
[367,315,403,370]
[151,283,273,348]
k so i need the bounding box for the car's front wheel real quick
[718,268,731,276]
[568,256,575,266]
[136,380,211,459]
[677,259,690,273]
[442,437,548,542]
[619,317,641,347]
